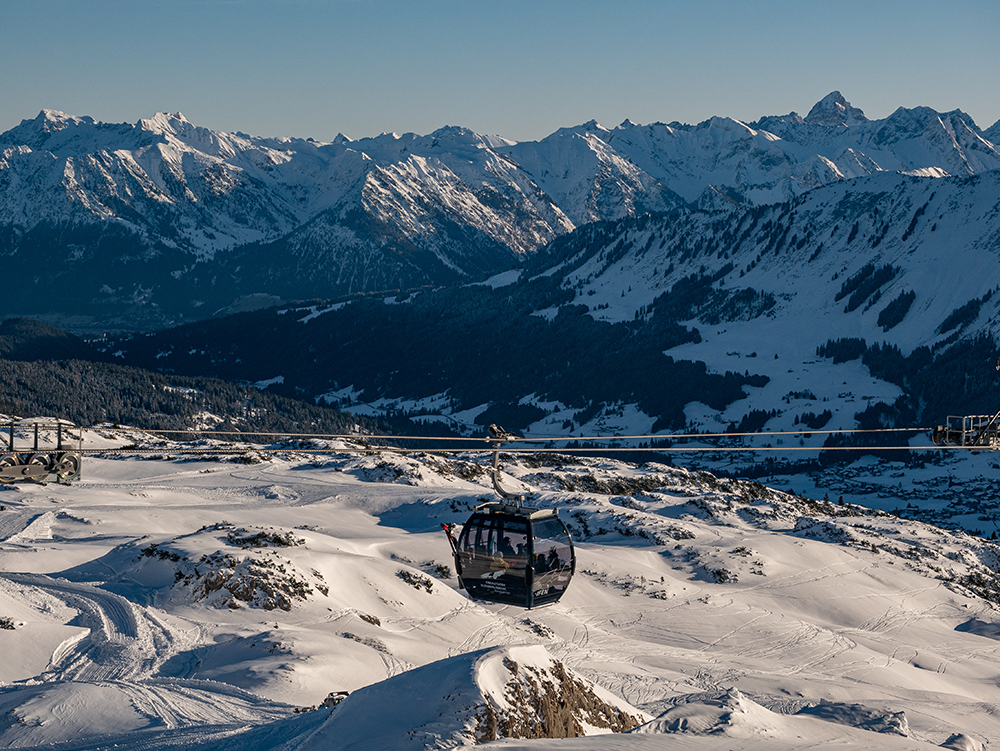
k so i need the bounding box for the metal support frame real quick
[487,423,526,505]
[933,411,1000,449]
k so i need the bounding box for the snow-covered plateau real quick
[2,425,1000,749]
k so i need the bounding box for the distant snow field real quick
[1,425,999,749]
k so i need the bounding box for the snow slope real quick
[176,166,1000,490]
[1,426,1000,748]
[487,168,1000,444]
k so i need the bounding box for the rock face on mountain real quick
[1,94,998,328]
[805,90,870,126]
[294,645,646,750]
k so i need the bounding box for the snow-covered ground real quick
[1,427,999,749]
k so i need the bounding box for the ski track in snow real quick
[114,679,290,730]
[448,614,524,656]
[0,568,293,748]
[3,573,172,682]
[0,679,299,751]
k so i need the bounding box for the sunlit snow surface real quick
[0,428,998,750]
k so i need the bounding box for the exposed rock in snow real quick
[634,689,786,736]
[797,699,909,736]
[805,91,870,127]
[941,733,985,751]
[295,645,646,750]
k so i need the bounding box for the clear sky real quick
[2,0,998,143]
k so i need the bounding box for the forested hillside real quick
[0,359,385,434]
[0,319,404,435]
[95,266,768,433]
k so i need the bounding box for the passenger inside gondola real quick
[500,535,516,557]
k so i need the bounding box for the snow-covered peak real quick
[547,119,612,140]
[423,124,514,150]
[3,95,1000,324]
[780,110,806,124]
[32,109,96,132]
[136,111,254,160]
[138,111,193,135]
[0,110,99,149]
[805,91,868,126]
[879,105,981,139]
[138,111,222,147]
[695,115,759,136]
[984,118,1000,144]
[579,118,610,134]
[427,124,476,139]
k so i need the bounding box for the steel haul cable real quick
[66,424,946,456]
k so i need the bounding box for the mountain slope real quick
[528,168,1000,435]
[295,645,645,749]
[95,168,1000,445]
[0,114,572,327]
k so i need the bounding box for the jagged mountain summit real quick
[1,94,999,328]
[0,111,571,328]
[806,90,870,126]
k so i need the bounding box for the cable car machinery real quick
[442,425,576,608]
[0,418,82,485]
[932,413,1000,449]
[930,357,1000,449]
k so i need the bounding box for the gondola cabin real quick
[447,502,575,608]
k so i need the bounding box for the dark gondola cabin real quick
[448,503,575,608]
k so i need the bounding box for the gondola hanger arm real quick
[488,424,526,505]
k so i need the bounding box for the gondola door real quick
[529,517,575,606]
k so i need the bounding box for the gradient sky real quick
[2,0,998,143]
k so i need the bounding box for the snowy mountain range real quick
[2,93,999,328]
[99,166,1000,455]
[1,424,1000,749]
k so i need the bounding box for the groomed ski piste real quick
[1,422,999,750]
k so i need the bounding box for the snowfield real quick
[1,427,999,749]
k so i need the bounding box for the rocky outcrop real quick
[473,653,643,742]
[295,644,647,750]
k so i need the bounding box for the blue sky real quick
[2,0,998,142]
